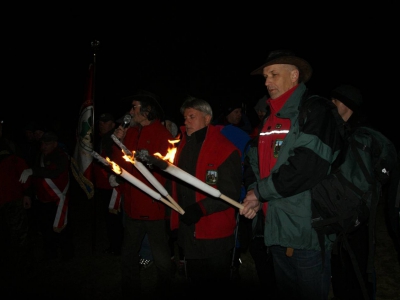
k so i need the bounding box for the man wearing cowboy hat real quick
[240,50,343,300]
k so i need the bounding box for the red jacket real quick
[112,120,173,220]
[0,153,31,206]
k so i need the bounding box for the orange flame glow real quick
[154,138,180,163]
[106,157,122,175]
[120,150,136,164]
[123,155,134,163]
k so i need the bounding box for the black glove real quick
[180,203,204,226]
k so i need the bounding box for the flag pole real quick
[90,40,99,255]
[71,40,97,199]
[91,39,99,145]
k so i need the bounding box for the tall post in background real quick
[71,40,100,253]
[72,40,100,200]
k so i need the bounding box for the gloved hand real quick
[109,174,119,187]
[19,169,33,183]
[180,203,204,226]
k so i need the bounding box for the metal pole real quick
[90,40,99,254]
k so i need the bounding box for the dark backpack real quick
[298,94,396,242]
[308,118,397,299]
[311,126,395,236]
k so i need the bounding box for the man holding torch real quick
[240,50,344,300]
[111,90,176,298]
[168,96,242,296]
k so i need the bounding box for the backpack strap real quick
[298,92,345,139]
[351,138,374,184]
[301,92,346,272]
[351,130,382,285]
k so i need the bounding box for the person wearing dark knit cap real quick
[213,99,253,134]
[330,84,364,122]
[250,95,269,138]
[329,84,397,300]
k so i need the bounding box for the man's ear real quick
[290,69,299,82]
[142,105,151,116]
[205,114,212,125]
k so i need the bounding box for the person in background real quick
[240,50,343,300]
[213,98,253,135]
[169,96,242,296]
[329,84,397,300]
[19,121,38,167]
[0,119,32,296]
[213,98,253,280]
[33,123,47,143]
[0,117,20,155]
[19,131,73,262]
[250,95,268,139]
[111,90,176,298]
[19,121,48,167]
[92,112,124,256]
[386,150,400,265]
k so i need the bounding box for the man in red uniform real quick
[19,131,73,262]
[112,91,176,298]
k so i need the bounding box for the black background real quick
[3,5,399,151]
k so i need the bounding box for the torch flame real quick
[106,157,122,175]
[154,138,180,163]
[121,150,136,164]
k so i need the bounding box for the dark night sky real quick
[3,6,399,150]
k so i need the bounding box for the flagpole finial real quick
[91,40,100,51]
[91,40,100,59]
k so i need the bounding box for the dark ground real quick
[2,179,399,300]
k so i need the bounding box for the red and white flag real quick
[71,63,95,199]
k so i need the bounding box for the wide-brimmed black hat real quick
[250,50,313,83]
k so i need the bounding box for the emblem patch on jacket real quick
[205,170,218,184]
[273,139,283,158]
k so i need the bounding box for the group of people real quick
[1,49,399,300]
[1,119,75,296]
